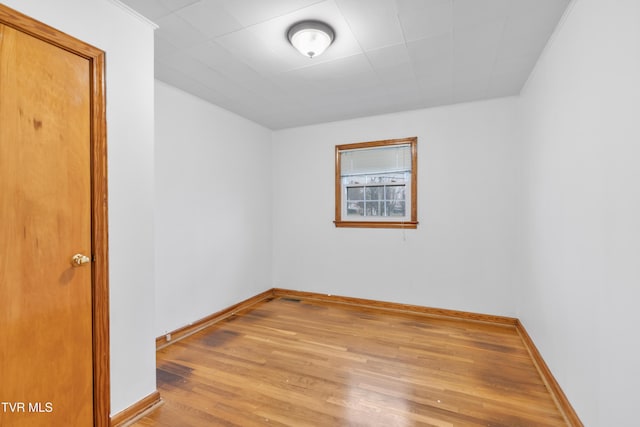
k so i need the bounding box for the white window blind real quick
[340,144,411,176]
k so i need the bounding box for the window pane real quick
[346,187,363,200]
[365,186,383,201]
[386,201,405,216]
[385,185,405,201]
[347,202,364,216]
[365,201,382,216]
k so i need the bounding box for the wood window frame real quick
[334,137,418,229]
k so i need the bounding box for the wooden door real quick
[0,5,109,427]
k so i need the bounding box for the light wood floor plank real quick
[133,297,568,426]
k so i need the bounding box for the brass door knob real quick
[71,253,91,267]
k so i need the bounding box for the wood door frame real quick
[0,4,110,426]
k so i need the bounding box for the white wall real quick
[2,0,157,415]
[272,98,520,317]
[154,81,273,336]
[518,0,640,425]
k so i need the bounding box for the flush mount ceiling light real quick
[287,20,335,59]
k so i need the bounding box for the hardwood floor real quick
[133,296,568,426]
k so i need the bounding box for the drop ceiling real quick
[119,0,570,129]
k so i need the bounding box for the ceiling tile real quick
[419,76,453,103]
[158,0,201,12]
[498,0,570,61]
[366,43,412,67]
[244,76,292,100]
[496,29,547,63]
[487,70,528,97]
[121,0,173,20]
[397,0,453,42]
[186,41,262,83]
[406,33,452,71]
[336,0,404,51]
[274,58,380,105]
[452,77,489,102]
[215,29,291,75]
[366,44,417,84]
[492,54,538,77]
[453,20,503,77]
[507,0,570,30]
[414,42,453,100]
[155,34,181,59]
[453,0,510,30]
[279,54,376,89]
[155,65,232,107]
[155,64,199,92]
[160,55,262,103]
[291,53,373,79]
[374,62,417,85]
[155,14,206,49]
[176,0,244,38]
[377,83,424,106]
[219,0,326,26]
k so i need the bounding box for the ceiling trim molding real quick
[106,0,159,29]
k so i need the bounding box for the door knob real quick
[71,253,91,267]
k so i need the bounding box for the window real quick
[335,137,418,229]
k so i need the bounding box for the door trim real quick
[0,4,110,426]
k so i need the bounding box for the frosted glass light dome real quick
[287,21,335,59]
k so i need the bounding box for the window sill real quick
[333,220,418,229]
